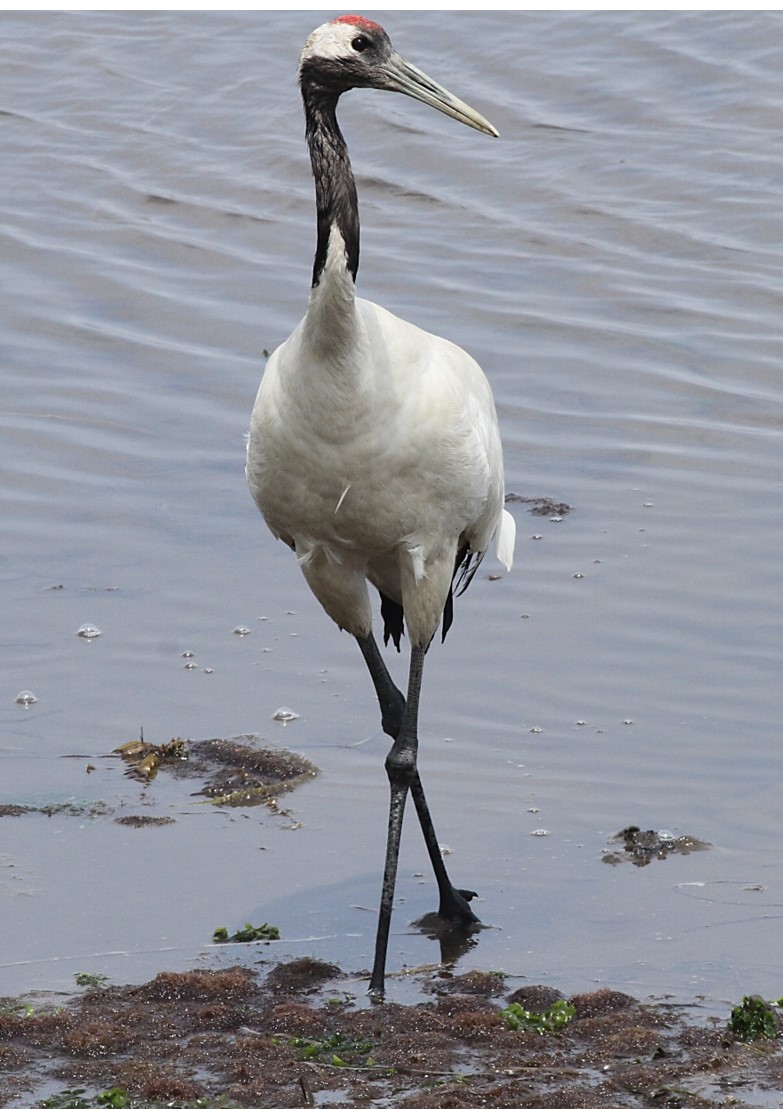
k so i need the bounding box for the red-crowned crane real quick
[246,15,515,997]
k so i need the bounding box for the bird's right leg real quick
[368,643,425,996]
[357,636,479,992]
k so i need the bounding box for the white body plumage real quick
[247,229,514,648]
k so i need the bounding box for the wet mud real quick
[1,959,781,1108]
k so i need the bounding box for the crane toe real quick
[440,885,481,928]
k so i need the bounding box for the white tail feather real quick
[495,508,515,571]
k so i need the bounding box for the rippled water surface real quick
[2,11,783,1012]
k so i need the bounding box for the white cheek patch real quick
[300,23,354,65]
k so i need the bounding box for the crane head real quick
[299,15,499,138]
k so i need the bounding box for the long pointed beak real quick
[379,52,499,138]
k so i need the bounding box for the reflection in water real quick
[413,910,482,971]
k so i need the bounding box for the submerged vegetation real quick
[74,973,110,989]
[41,1091,243,1109]
[602,825,711,866]
[283,1030,376,1066]
[0,736,317,826]
[500,998,576,1034]
[212,922,280,944]
[729,994,783,1042]
[114,736,188,782]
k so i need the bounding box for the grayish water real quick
[2,11,782,1014]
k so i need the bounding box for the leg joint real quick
[385,743,417,786]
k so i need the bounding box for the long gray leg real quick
[368,643,424,996]
[357,637,480,996]
[356,633,479,918]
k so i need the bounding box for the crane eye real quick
[351,34,370,52]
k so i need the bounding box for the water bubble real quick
[15,690,38,706]
[184,662,198,671]
[233,625,251,637]
[77,623,101,639]
[530,828,550,837]
[202,668,214,674]
[531,534,543,541]
[272,707,299,724]
[182,650,195,659]
[573,573,584,580]
[530,726,543,734]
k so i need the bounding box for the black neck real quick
[301,83,360,289]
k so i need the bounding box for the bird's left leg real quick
[408,777,480,928]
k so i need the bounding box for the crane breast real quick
[247,298,508,570]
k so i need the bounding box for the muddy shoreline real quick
[2,958,781,1108]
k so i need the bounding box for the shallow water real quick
[2,11,782,1016]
